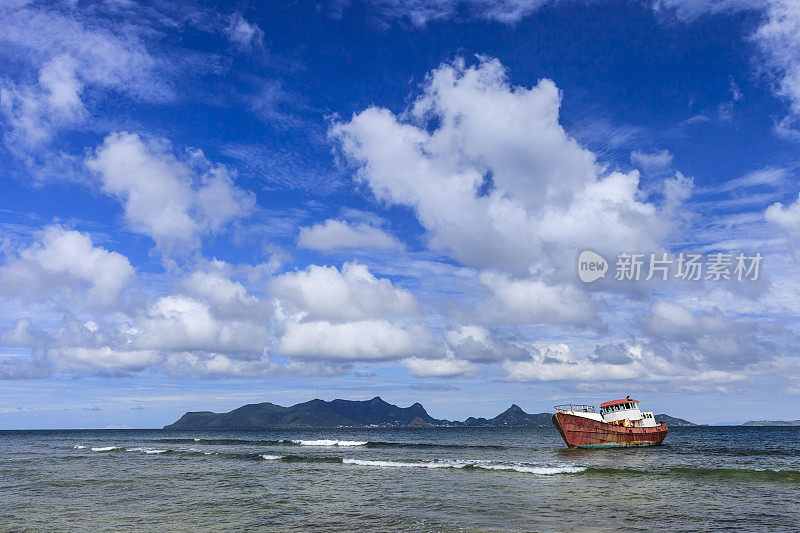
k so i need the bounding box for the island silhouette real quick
[164,396,696,429]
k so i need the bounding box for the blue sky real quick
[2,0,800,428]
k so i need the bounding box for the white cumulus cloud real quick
[277,319,436,361]
[0,225,135,310]
[403,355,477,377]
[331,58,679,330]
[297,219,404,251]
[133,294,269,356]
[86,132,255,257]
[766,191,800,263]
[271,262,418,322]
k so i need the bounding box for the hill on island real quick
[164,397,697,429]
[461,404,552,427]
[165,397,446,430]
[742,420,800,426]
[654,414,698,427]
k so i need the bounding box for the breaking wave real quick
[153,438,368,446]
[125,447,167,454]
[78,445,583,474]
[342,458,586,475]
[79,443,800,482]
[291,439,367,446]
[365,441,508,450]
[156,438,279,445]
[154,438,506,450]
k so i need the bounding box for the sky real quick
[1,0,800,428]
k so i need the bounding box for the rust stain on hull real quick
[552,412,668,448]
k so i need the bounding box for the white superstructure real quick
[599,398,658,428]
[554,398,659,428]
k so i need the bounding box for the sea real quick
[1,426,798,531]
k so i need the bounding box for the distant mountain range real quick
[742,420,800,426]
[166,397,442,430]
[461,404,553,427]
[164,397,698,429]
[654,414,697,427]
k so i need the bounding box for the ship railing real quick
[554,404,596,414]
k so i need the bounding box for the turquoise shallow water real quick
[1,426,799,531]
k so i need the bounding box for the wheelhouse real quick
[599,398,658,428]
[599,398,639,415]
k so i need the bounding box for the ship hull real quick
[552,412,668,448]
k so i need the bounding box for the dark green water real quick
[1,427,798,531]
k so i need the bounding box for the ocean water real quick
[1,426,798,531]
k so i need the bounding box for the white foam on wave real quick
[342,458,586,475]
[73,445,86,449]
[291,439,367,447]
[90,446,120,452]
[344,459,454,469]
[476,464,586,474]
[261,454,284,460]
[124,447,167,454]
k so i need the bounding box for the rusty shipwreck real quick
[552,398,668,448]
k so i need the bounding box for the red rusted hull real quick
[552,412,668,448]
